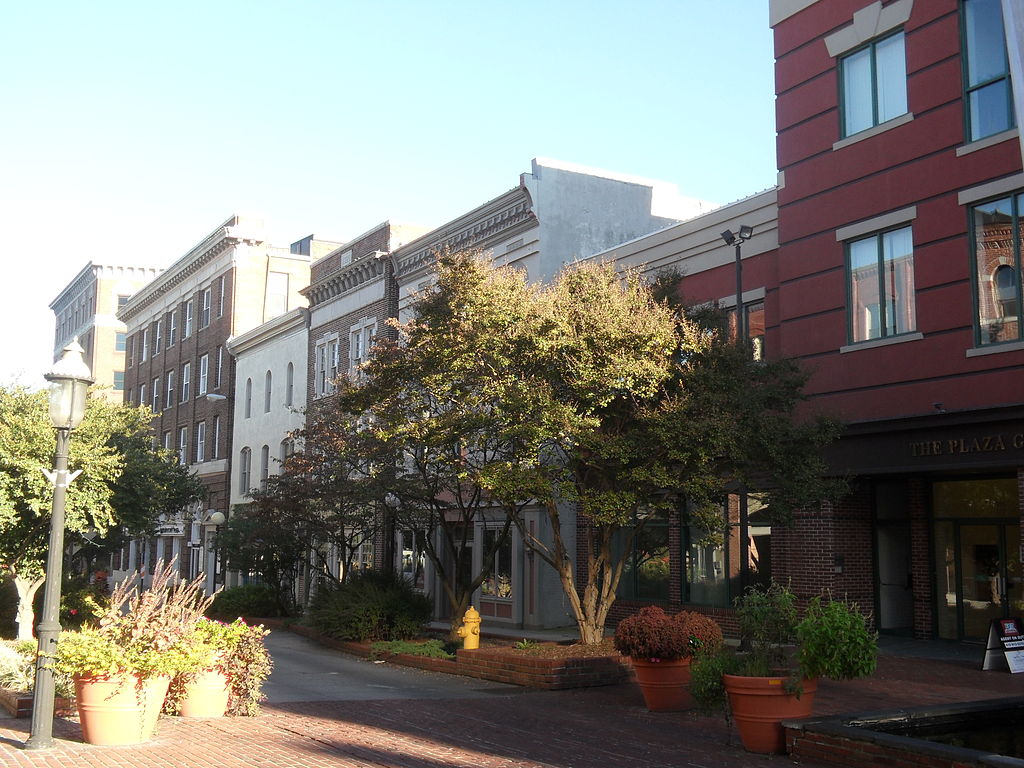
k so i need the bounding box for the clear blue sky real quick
[0,0,776,387]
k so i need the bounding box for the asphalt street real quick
[262,630,518,703]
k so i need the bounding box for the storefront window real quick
[616,507,670,601]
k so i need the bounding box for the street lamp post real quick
[204,509,226,594]
[720,226,754,594]
[25,340,93,750]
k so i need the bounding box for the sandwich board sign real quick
[982,617,1024,673]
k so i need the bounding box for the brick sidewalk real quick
[0,653,1018,768]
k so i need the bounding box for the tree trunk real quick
[14,572,45,642]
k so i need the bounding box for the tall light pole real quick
[720,225,753,594]
[26,340,93,750]
[720,224,754,345]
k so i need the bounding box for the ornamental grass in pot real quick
[53,561,213,745]
[690,582,877,755]
[613,605,723,712]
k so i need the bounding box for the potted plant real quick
[613,605,723,711]
[690,582,877,754]
[165,616,273,718]
[53,561,214,745]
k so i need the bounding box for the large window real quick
[184,300,194,338]
[168,311,177,346]
[115,332,126,352]
[314,335,340,397]
[113,371,124,392]
[154,319,162,355]
[141,328,149,362]
[265,271,289,319]
[152,377,161,412]
[847,226,916,343]
[615,507,670,601]
[165,370,175,408]
[972,193,1024,344]
[962,0,1014,141]
[177,427,188,465]
[840,31,907,137]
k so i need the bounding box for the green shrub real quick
[207,584,287,621]
[307,570,431,643]
[369,639,454,660]
[30,575,108,630]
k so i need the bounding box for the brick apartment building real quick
[302,158,714,629]
[594,0,1024,643]
[116,215,333,585]
[49,262,161,402]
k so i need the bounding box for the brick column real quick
[907,477,933,640]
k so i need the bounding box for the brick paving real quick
[0,652,1019,768]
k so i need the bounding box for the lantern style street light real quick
[25,339,93,750]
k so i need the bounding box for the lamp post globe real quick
[25,339,93,750]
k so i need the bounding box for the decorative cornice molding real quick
[393,187,536,280]
[302,254,387,308]
[119,216,265,323]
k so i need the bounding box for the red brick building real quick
[600,0,1023,643]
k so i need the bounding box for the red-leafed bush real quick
[613,606,722,661]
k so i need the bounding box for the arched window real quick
[285,362,294,407]
[260,445,270,490]
[239,448,252,494]
[264,370,272,413]
[994,264,1018,318]
[245,378,252,418]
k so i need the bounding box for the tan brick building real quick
[49,263,161,402]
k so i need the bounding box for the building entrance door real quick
[956,523,1020,640]
[874,482,913,633]
[933,478,1022,641]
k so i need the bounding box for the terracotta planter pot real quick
[723,673,817,754]
[74,672,170,746]
[178,668,230,718]
[630,657,693,712]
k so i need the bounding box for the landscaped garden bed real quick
[259,618,632,690]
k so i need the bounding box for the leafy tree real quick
[230,413,382,612]
[0,386,204,639]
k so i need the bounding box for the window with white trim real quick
[349,319,376,376]
[265,271,289,319]
[215,345,223,388]
[141,328,149,362]
[840,31,907,137]
[181,362,191,402]
[165,370,175,408]
[201,288,212,329]
[264,370,272,413]
[178,427,188,465]
[196,421,206,463]
[847,226,916,343]
[154,319,162,355]
[139,383,146,408]
[199,354,209,395]
[152,377,160,412]
[285,362,294,406]
[245,378,252,418]
[163,430,172,451]
[314,334,340,397]
[218,276,226,317]
[212,416,221,459]
[184,300,194,338]
[169,310,177,346]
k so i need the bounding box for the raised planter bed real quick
[257,619,631,690]
[0,687,75,718]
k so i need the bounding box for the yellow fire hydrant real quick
[456,606,481,650]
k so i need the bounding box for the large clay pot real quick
[630,657,693,712]
[74,672,170,746]
[723,674,817,754]
[178,668,230,718]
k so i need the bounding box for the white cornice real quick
[392,186,536,280]
[118,215,265,323]
[303,254,388,307]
